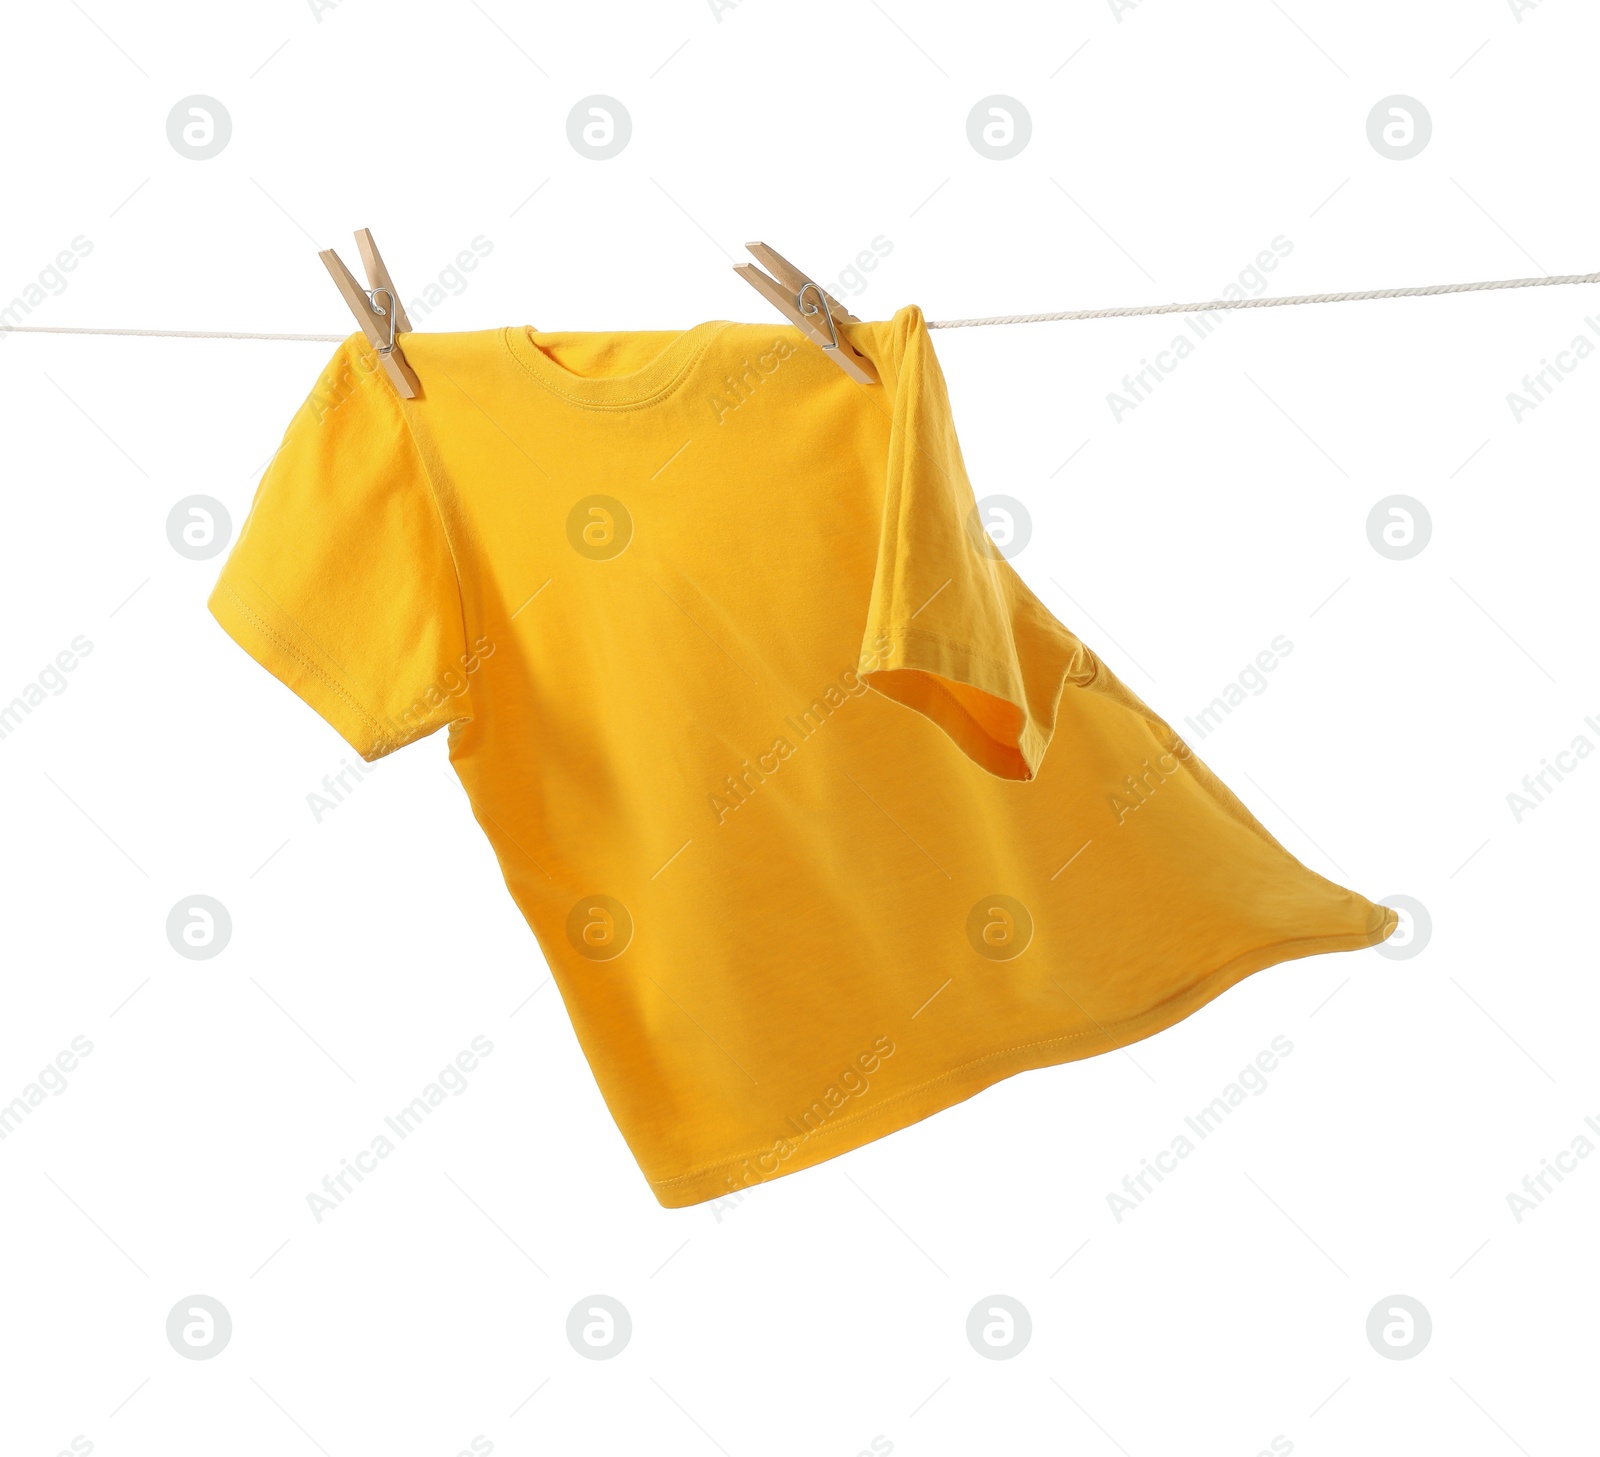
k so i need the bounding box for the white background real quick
[1,2,1596,1454]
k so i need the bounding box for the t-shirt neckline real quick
[501,320,730,410]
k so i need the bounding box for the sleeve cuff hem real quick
[207,570,399,762]
[861,628,1055,781]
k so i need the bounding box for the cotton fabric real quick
[210,308,1396,1206]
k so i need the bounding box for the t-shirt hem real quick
[643,903,1400,1209]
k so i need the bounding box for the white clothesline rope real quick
[3,269,1597,342]
[2,325,348,341]
[923,269,1600,328]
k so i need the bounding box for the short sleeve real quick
[859,307,1096,780]
[208,335,471,761]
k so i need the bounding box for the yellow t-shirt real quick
[210,307,1396,1207]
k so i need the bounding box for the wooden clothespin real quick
[319,228,420,398]
[734,242,879,385]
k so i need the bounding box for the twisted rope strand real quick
[924,270,1600,328]
[2,270,1596,340]
[1,325,346,341]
